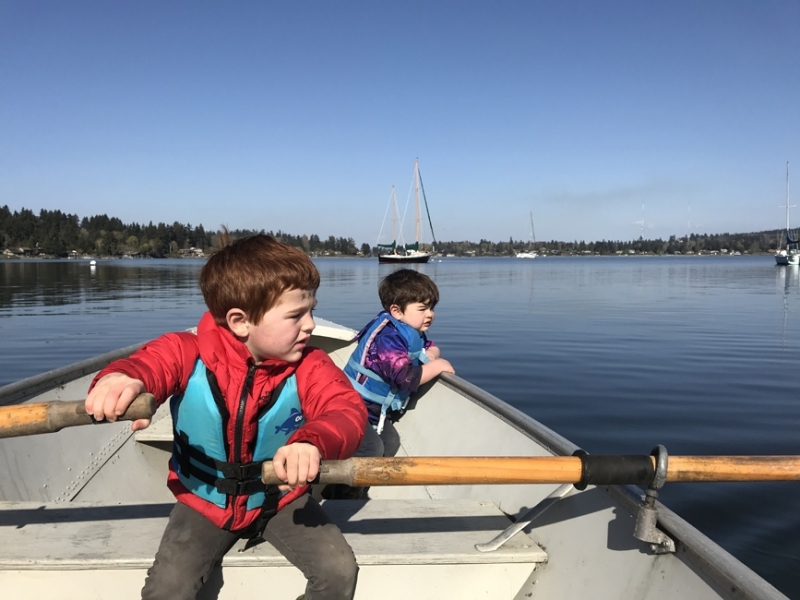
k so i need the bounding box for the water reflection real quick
[777,265,800,349]
[0,259,204,314]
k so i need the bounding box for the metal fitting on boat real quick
[633,445,676,554]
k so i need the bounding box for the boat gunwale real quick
[0,341,148,407]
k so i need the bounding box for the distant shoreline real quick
[0,252,777,261]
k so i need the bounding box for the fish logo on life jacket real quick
[275,408,304,435]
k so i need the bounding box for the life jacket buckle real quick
[220,461,262,481]
[214,477,265,496]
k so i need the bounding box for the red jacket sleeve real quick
[289,348,367,459]
[90,332,200,404]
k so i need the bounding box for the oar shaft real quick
[347,457,581,485]
[261,456,800,487]
[668,456,800,482]
[261,457,583,486]
[0,394,157,439]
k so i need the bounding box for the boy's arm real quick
[420,357,455,385]
[370,327,453,393]
[85,332,199,428]
[289,348,367,460]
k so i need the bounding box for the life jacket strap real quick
[345,375,401,413]
[242,485,283,551]
[214,477,267,497]
[346,357,385,382]
[174,431,265,495]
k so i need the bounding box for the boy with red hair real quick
[86,235,366,600]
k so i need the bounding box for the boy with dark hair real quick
[85,234,366,600]
[343,268,454,458]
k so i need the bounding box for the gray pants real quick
[354,419,401,458]
[141,494,358,600]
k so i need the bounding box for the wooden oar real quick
[0,394,157,439]
[261,455,800,487]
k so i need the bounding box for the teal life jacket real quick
[343,311,429,432]
[170,359,304,511]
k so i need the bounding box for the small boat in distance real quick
[516,211,537,259]
[378,159,436,264]
[775,162,799,266]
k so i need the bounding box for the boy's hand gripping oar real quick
[261,455,800,487]
[0,394,157,438]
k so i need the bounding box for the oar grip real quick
[262,458,357,486]
[0,393,157,439]
[60,393,158,426]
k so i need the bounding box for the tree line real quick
[0,206,361,258]
[0,205,788,258]
[436,230,786,256]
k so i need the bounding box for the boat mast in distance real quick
[378,158,434,264]
[775,161,798,266]
[516,211,538,259]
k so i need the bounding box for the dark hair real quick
[378,268,439,312]
[199,235,320,325]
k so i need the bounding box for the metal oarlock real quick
[633,445,676,554]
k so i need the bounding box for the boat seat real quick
[133,404,174,450]
[0,499,547,599]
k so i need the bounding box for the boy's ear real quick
[226,308,250,338]
[388,304,404,320]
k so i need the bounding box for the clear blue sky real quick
[2,1,799,246]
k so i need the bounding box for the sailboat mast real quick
[414,158,421,244]
[529,211,536,250]
[787,162,790,234]
[391,185,397,247]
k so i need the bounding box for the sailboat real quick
[775,162,799,266]
[515,212,538,259]
[377,159,436,264]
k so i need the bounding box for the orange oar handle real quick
[0,393,157,439]
[261,455,800,487]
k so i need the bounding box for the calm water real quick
[1,255,799,597]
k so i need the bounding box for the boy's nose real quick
[302,313,316,332]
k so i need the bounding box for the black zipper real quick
[234,363,257,463]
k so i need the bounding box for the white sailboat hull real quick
[378,251,431,264]
[0,318,787,599]
[775,250,799,266]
